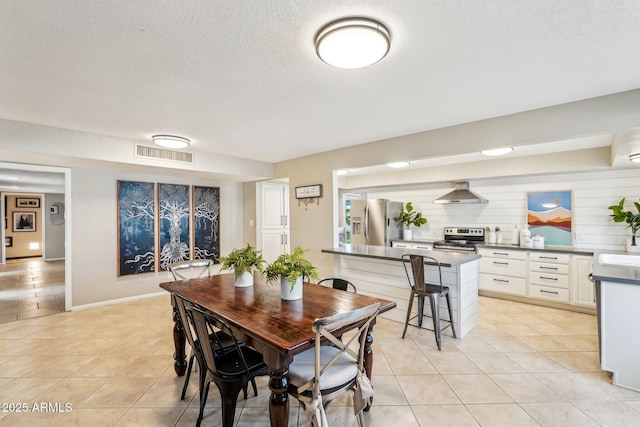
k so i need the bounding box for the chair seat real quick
[215,346,267,377]
[419,283,449,295]
[289,346,358,392]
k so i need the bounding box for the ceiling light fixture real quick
[387,161,410,168]
[152,135,190,149]
[315,17,391,69]
[336,169,349,176]
[629,153,640,163]
[480,147,513,156]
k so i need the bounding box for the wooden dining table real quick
[160,273,396,427]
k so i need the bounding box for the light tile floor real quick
[0,258,65,324]
[0,269,638,425]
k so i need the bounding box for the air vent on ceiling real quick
[135,144,193,163]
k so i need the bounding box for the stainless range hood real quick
[433,181,487,204]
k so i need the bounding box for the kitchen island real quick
[321,245,480,338]
[592,252,640,392]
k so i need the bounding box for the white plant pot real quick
[234,271,254,287]
[403,229,413,240]
[280,276,303,300]
[627,237,640,253]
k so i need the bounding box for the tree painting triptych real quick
[118,181,220,276]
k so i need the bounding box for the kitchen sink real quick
[598,253,640,267]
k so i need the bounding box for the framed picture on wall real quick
[16,197,40,208]
[117,180,156,276]
[13,212,36,232]
[527,190,573,246]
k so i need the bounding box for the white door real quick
[260,182,290,263]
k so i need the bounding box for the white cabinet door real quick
[260,182,289,262]
[572,255,595,307]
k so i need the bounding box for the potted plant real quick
[608,197,640,252]
[393,202,427,240]
[217,244,266,287]
[265,246,319,300]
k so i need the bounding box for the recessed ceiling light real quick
[336,169,349,176]
[387,161,410,168]
[152,135,190,149]
[480,147,513,156]
[629,153,640,163]
[315,17,391,69]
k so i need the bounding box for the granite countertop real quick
[322,244,480,267]
[591,250,640,286]
[478,243,595,256]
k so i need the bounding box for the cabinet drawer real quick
[529,284,569,302]
[529,252,569,264]
[479,258,527,276]
[478,248,527,260]
[479,273,527,296]
[529,261,570,275]
[529,271,569,289]
[413,243,433,250]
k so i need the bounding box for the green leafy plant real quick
[265,246,319,290]
[393,202,427,228]
[608,197,640,246]
[217,244,266,279]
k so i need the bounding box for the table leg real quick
[170,295,187,376]
[268,367,289,427]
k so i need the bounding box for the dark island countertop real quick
[322,244,480,268]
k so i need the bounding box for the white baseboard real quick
[70,291,168,311]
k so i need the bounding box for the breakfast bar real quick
[322,245,481,337]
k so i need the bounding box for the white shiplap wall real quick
[367,168,640,252]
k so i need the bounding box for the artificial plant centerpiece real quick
[608,197,640,252]
[217,244,266,287]
[393,201,427,240]
[265,246,319,300]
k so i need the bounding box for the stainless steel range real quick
[433,227,485,252]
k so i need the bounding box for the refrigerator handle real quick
[364,205,369,241]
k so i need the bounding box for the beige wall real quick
[273,90,640,278]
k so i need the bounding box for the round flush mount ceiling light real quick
[315,17,391,69]
[387,161,410,168]
[152,135,190,149]
[480,147,513,156]
[629,153,640,163]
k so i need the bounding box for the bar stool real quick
[401,254,456,350]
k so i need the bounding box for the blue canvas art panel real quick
[159,183,190,270]
[118,181,155,276]
[193,186,220,261]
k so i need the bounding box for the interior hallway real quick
[0,258,65,324]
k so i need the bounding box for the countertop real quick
[591,250,640,286]
[478,243,595,256]
[390,238,441,244]
[322,244,480,267]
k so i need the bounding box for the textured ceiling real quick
[1,0,639,166]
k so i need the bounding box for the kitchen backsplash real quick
[366,167,640,251]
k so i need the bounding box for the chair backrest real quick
[318,277,357,293]
[311,302,380,397]
[187,305,249,375]
[401,254,444,293]
[168,259,213,280]
[174,293,198,351]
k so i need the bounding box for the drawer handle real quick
[540,256,558,260]
[540,289,559,295]
[540,276,558,281]
[493,261,509,265]
[540,266,558,270]
[493,252,509,256]
[493,278,509,283]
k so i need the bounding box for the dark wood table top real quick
[160,273,396,355]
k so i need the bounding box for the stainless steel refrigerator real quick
[350,199,403,246]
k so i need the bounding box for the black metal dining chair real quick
[187,305,268,427]
[401,253,456,350]
[168,259,214,280]
[318,277,357,293]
